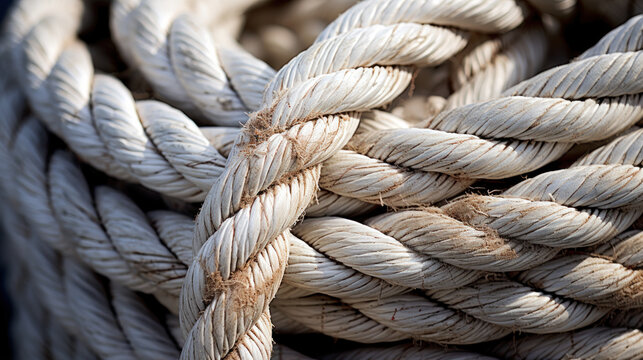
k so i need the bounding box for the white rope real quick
[6,0,233,200]
[494,327,643,360]
[3,94,640,359]
[111,0,274,125]
[111,284,181,359]
[444,22,548,109]
[2,143,181,360]
[10,0,636,213]
[274,123,643,341]
[2,0,643,358]
[183,1,528,358]
[319,23,642,207]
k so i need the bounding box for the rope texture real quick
[1,0,643,359]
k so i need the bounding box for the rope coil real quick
[0,0,642,359]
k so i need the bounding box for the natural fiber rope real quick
[0,191,98,359]
[110,0,273,125]
[2,0,586,211]
[195,16,640,355]
[325,16,642,208]
[5,0,236,200]
[3,88,641,360]
[494,327,643,359]
[0,109,187,360]
[5,0,640,207]
[10,107,640,350]
[272,123,643,341]
[444,21,548,110]
[112,0,544,210]
[2,0,643,358]
[183,1,529,358]
[5,2,643,358]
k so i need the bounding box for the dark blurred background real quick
[0,2,15,358]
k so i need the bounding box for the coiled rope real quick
[1,0,642,359]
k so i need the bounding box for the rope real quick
[183,1,528,358]
[6,0,235,200]
[10,0,630,211]
[10,105,636,352]
[1,0,643,358]
[319,21,642,207]
[444,22,548,109]
[273,124,642,341]
[494,327,643,359]
[2,119,184,359]
[11,101,640,350]
[111,0,274,125]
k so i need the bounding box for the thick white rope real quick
[444,22,548,109]
[494,327,643,360]
[327,19,642,208]
[0,204,101,359]
[1,0,418,209]
[106,0,560,211]
[182,1,528,358]
[2,128,183,360]
[4,82,641,358]
[273,124,643,341]
[64,257,139,360]
[2,0,643,357]
[10,0,632,212]
[111,0,274,125]
[1,213,52,360]
[10,107,623,348]
[3,2,640,354]
[111,283,182,359]
[5,0,234,200]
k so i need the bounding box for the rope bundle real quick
[0,0,642,359]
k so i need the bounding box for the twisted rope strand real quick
[274,123,643,340]
[493,327,643,360]
[6,0,234,200]
[444,22,548,109]
[183,1,528,358]
[4,0,643,357]
[0,103,185,359]
[322,21,642,208]
[6,100,640,350]
[10,0,616,212]
[111,0,274,125]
